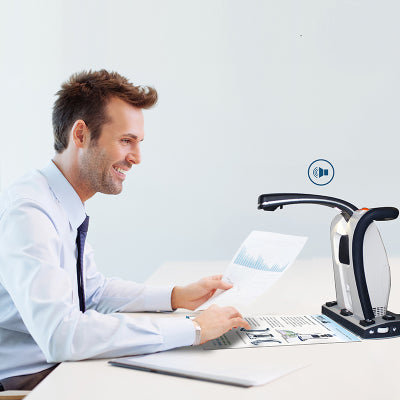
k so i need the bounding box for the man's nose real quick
[127,147,141,165]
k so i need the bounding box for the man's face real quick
[79,97,144,196]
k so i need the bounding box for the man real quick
[0,70,250,391]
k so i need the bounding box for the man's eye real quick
[121,139,130,144]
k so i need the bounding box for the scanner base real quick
[322,304,400,339]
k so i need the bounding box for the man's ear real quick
[71,120,90,149]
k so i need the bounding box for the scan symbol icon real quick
[308,159,334,186]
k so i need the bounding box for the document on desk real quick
[203,314,361,349]
[109,347,307,387]
[195,231,308,311]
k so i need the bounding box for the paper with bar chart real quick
[195,231,307,311]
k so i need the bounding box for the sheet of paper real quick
[203,314,361,349]
[196,231,307,311]
[109,346,307,387]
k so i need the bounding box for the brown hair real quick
[52,70,158,153]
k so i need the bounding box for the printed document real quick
[196,231,307,311]
[203,314,361,349]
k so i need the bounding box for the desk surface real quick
[26,258,400,400]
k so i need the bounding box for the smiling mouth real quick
[113,166,127,179]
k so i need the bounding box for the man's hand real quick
[193,304,251,344]
[171,275,232,310]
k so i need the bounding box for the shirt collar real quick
[39,160,86,231]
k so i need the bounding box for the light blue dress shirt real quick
[0,161,195,379]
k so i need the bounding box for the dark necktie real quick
[76,215,89,312]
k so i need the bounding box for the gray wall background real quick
[1,0,399,282]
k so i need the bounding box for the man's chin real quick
[100,183,123,195]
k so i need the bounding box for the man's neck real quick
[52,156,94,203]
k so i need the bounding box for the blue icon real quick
[308,159,334,186]
[313,167,328,178]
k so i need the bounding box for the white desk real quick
[26,258,400,400]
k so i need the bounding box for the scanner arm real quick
[352,207,399,322]
[258,193,358,220]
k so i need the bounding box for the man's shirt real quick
[0,161,195,379]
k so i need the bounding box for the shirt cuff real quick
[156,317,196,349]
[143,285,175,312]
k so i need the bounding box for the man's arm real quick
[82,235,250,346]
[86,260,251,342]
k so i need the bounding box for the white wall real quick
[1,0,399,282]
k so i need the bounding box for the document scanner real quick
[258,193,399,339]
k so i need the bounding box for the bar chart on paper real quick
[195,231,308,311]
[233,246,288,272]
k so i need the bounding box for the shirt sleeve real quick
[0,200,195,363]
[84,243,175,314]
